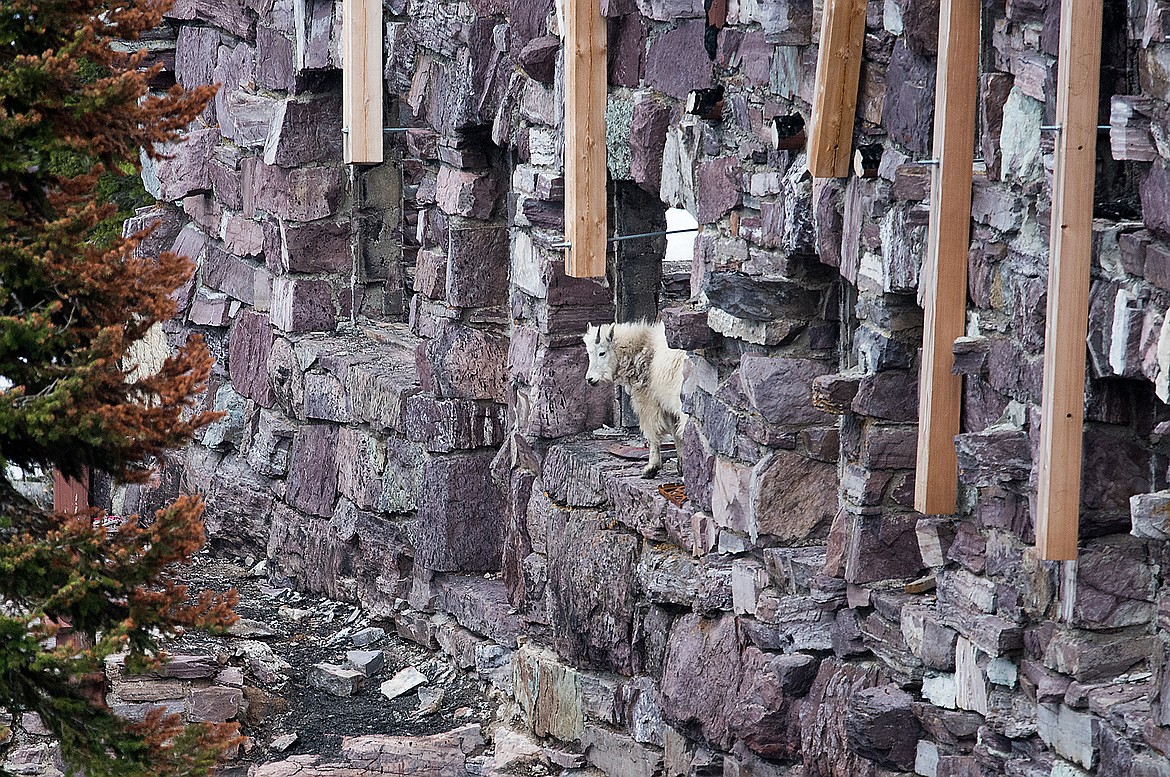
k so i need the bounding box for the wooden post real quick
[914,0,981,516]
[1036,0,1104,561]
[807,0,867,178]
[563,0,607,278]
[53,468,89,515]
[342,0,383,164]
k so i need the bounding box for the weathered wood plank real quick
[807,0,867,178]
[563,0,607,278]
[1035,0,1104,561]
[53,469,89,515]
[342,0,383,164]
[914,0,981,516]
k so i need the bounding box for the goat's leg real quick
[642,426,662,478]
[674,414,688,478]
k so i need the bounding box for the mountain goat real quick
[583,321,687,479]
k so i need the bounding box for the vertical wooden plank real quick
[1036,0,1104,561]
[914,0,981,516]
[342,0,383,164]
[563,0,608,278]
[807,0,867,179]
[53,469,89,515]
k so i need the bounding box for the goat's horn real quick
[595,327,601,344]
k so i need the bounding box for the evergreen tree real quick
[0,1,239,773]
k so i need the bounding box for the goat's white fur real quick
[583,321,687,478]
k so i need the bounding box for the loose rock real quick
[380,667,428,701]
[308,663,367,697]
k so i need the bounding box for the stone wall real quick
[120,0,1170,774]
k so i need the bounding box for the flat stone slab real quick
[309,663,366,697]
[380,667,428,700]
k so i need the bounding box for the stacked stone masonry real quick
[116,0,1170,774]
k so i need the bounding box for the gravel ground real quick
[170,552,500,766]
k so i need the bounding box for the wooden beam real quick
[342,0,383,164]
[1036,0,1104,561]
[807,0,867,178]
[914,0,981,516]
[53,468,89,515]
[563,0,607,278]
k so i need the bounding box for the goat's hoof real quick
[641,464,659,479]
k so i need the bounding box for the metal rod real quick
[1040,124,1063,132]
[551,227,699,251]
[608,227,698,243]
[344,126,413,134]
[914,159,940,166]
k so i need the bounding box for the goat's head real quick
[582,324,616,386]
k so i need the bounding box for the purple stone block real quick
[229,311,275,407]
[167,0,255,40]
[204,243,257,305]
[813,178,846,268]
[257,25,296,91]
[955,428,1032,487]
[517,35,560,84]
[248,159,343,221]
[1144,241,1170,292]
[413,451,506,572]
[737,31,774,86]
[902,0,942,54]
[752,451,837,542]
[304,372,350,422]
[142,128,218,202]
[740,355,832,425]
[419,325,508,401]
[299,0,340,71]
[170,222,209,267]
[608,15,646,87]
[526,344,612,438]
[176,25,221,124]
[1141,161,1170,239]
[404,394,507,452]
[844,512,925,584]
[883,42,936,156]
[696,157,742,224]
[286,424,339,517]
[660,612,742,749]
[508,0,554,54]
[852,371,919,421]
[661,305,718,349]
[204,458,275,556]
[188,292,231,327]
[213,43,260,145]
[1081,427,1159,515]
[413,249,448,299]
[265,95,343,166]
[861,427,919,470]
[280,221,351,273]
[222,213,264,257]
[630,93,674,195]
[548,518,640,674]
[271,277,337,333]
[446,226,509,308]
[436,167,501,219]
[844,685,924,771]
[645,20,713,100]
[336,427,384,510]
